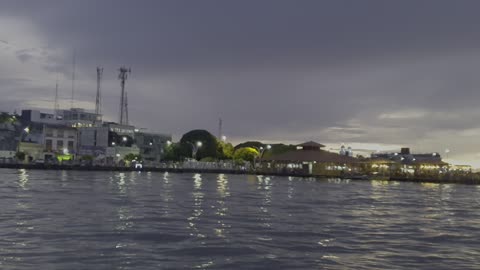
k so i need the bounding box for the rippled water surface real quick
[1,169,480,269]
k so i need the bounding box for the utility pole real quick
[118,66,131,125]
[218,118,222,139]
[95,67,103,122]
[70,49,76,109]
[54,74,59,119]
[125,92,129,125]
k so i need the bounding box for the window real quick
[56,140,63,150]
[68,141,74,150]
[45,128,53,137]
[46,140,53,151]
[57,129,64,138]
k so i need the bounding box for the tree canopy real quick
[233,147,259,162]
[179,129,218,160]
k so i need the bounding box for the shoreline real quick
[1,163,479,185]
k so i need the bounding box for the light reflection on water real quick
[214,174,230,238]
[1,169,480,269]
[189,173,205,238]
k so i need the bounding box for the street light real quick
[221,135,227,142]
[254,144,271,169]
[16,126,30,154]
[187,141,202,159]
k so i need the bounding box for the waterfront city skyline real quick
[1,1,480,167]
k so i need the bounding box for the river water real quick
[1,169,479,269]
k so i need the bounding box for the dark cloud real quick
[2,0,480,165]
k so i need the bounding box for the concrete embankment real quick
[0,163,479,184]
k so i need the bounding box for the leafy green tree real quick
[262,144,296,159]
[217,141,234,159]
[234,141,264,150]
[163,143,183,161]
[124,153,142,162]
[233,147,259,162]
[180,129,218,160]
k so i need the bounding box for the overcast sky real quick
[1,0,480,166]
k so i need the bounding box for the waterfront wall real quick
[1,162,480,185]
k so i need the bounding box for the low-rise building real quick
[134,131,171,162]
[17,122,77,162]
[261,141,359,175]
[78,122,139,163]
[58,108,101,128]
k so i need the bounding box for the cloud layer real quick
[2,1,480,166]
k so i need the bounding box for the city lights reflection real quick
[17,169,29,190]
[215,174,231,238]
[188,174,205,238]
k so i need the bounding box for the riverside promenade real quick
[1,162,480,185]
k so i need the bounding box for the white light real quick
[166,140,172,146]
[267,145,272,150]
[116,154,120,157]
[24,127,30,133]
[260,146,264,150]
[433,153,437,156]
[149,142,153,146]
[221,135,227,141]
[134,129,139,132]
[196,141,202,147]
[122,137,127,142]
[63,148,69,155]
[111,142,116,146]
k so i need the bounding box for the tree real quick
[163,143,186,161]
[234,141,264,150]
[180,129,218,160]
[217,141,234,159]
[233,147,259,162]
[124,153,142,162]
[15,151,26,161]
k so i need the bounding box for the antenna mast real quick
[95,67,103,121]
[70,49,76,109]
[54,75,59,119]
[218,118,223,139]
[125,92,129,125]
[118,66,131,125]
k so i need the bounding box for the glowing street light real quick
[111,142,116,146]
[188,141,203,159]
[23,127,30,133]
[221,135,227,142]
[254,144,272,169]
[166,140,172,146]
[122,136,128,142]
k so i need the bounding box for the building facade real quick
[134,131,172,162]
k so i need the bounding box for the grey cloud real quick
[1,0,480,166]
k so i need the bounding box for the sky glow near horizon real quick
[1,1,480,167]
